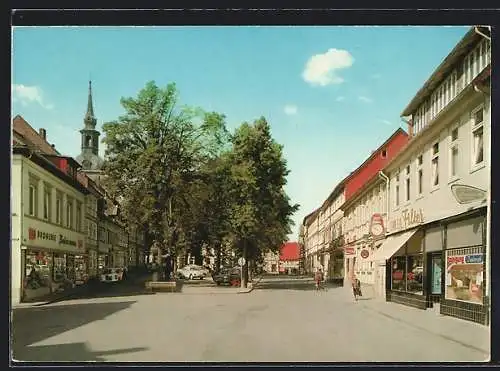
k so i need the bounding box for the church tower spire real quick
[84,80,97,129]
[77,79,103,171]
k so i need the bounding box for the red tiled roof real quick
[12,115,59,155]
[279,242,300,261]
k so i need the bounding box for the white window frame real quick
[404,164,411,203]
[76,201,82,232]
[416,154,424,198]
[431,142,440,191]
[43,183,52,221]
[470,104,485,172]
[28,183,37,217]
[66,198,74,229]
[449,124,460,182]
[56,191,63,225]
[394,170,400,209]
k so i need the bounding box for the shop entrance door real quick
[430,253,442,306]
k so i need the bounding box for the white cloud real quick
[335,96,345,102]
[284,104,298,115]
[302,48,354,86]
[12,84,54,110]
[358,96,373,103]
[371,73,382,79]
[380,119,392,126]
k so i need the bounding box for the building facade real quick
[339,128,409,287]
[278,242,301,275]
[370,27,491,324]
[12,147,88,305]
[263,251,280,274]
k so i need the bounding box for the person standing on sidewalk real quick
[352,274,362,301]
[314,267,324,291]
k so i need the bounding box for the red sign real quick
[392,271,404,280]
[370,213,385,237]
[28,228,36,240]
[447,255,465,267]
[345,247,355,255]
[361,249,369,259]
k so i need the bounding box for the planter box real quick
[145,280,180,293]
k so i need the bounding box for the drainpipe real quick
[378,171,390,232]
[474,26,491,41]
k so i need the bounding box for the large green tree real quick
[227,117,299,287]
[101,81,229,261]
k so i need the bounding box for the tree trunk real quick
[241,239,248,289]
[215,241,222,272]
[248,259,253,282]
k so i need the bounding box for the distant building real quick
[279,242,301,275]
[263,251,279,274]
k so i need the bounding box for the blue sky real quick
[12,26,470,240]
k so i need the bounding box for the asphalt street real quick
[11,275,490,363]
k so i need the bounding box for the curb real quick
[237,275,264,294]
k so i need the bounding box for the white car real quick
[100,268,124,283]
[177,265,208,280]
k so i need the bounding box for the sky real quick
[12,26,470,240]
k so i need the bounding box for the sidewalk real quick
[12,271,153,309]
[330,284,490,356]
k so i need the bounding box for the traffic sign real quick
[238,257,246,266]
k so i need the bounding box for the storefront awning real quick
[367,228,419,262]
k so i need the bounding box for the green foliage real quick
[102,81,229,253]
[101,81,298,272]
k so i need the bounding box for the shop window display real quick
[445,247,484,304]
[24,250,52,300]
[53,253,73,292]
[391,256,406,291]
[406,254,424,294]
[74,255,88,284]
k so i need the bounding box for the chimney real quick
[39,128,47,140]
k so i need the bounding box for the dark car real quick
[213,267,241,286]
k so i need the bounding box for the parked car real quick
[100,267,124,283]
[213,267,241,286]
[177,265,207,280]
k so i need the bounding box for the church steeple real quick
[84,80,97,129]
[77,79,103,170]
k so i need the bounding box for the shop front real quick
[329,248,344,285]
[385,228,426,309]
[440,212,488,325]
[380,209,488,324]
[21,220,86,302]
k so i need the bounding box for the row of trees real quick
[101,81,299,287]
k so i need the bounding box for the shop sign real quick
[29,229,57,242]
[360,249,369,259]
[58,235,77,247]
[369,214,385,238]
[344,247,355,255]
[25,226,84,252]
[447,254,483,267]
[390,208,424,232]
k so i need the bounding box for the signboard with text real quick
[23,218,85,254]
[389,208,424,233]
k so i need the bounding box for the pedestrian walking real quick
[352,274,362,301]
[314,267,324,291]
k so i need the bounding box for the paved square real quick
[11,276,490,362]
